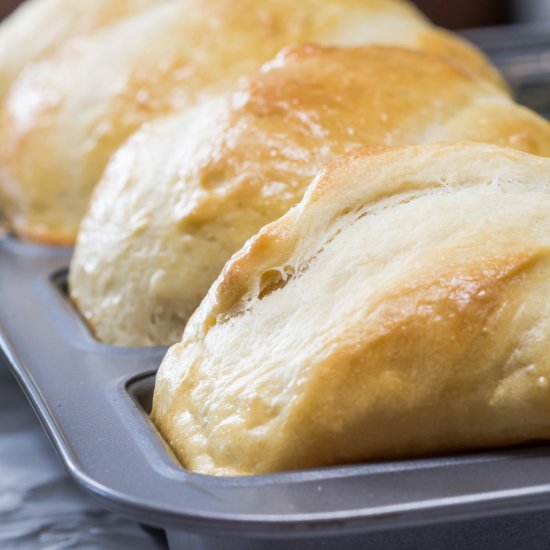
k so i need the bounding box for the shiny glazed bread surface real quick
[0,0,503,244]
[70,45,550,346]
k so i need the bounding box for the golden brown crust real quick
[10,222,75,247]
[152,142,550,475]
[0,0,507,244]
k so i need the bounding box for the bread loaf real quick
[0,0,503,244]
[0,0,161,102]
[70,45,550,346]
[152,142,550,475]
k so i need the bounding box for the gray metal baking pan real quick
[4,235,550,550]
[4,25,550,549]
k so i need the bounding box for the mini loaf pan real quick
[4,236,550,550]
[5,26,550,550]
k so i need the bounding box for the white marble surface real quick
[0,358,167,550]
